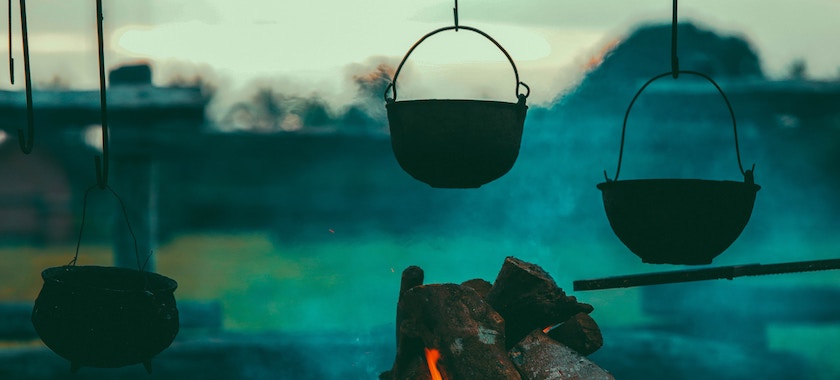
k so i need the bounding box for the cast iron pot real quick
[31,265,179,372]
[384,25,529,188]
[599,71,760,265]
[598,179,760,265]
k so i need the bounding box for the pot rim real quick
[597,178,761,192]
[41,265,177,293]
[386,98,528,108]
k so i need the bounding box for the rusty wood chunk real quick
[400,266,424,297]
[547,313,603,356]
[389,284,522,380]
[383,266,427,379]
[487,257,594,348]
[461,278,493,299]
[395,266,424,349]
[509,331,614,380]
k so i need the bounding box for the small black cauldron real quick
[31,265,179,372]
[385,25,529,188]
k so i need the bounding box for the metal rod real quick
[94,0,109,188]
[671,0,679,78]
[573,258,840,291]
[453,0,458,31]
[8,0,12,84]
[16,0,32,154]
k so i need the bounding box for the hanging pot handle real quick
[384,25,529,103]
[605,70,754,183]
[69,184,147,271]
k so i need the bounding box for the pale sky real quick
[2,0,838,107]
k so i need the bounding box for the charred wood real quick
[547,312,603,356]
[383,259,607,379]
[386,283,521,380]
[486,256,594,348]
[396,266,425,346]
[509,330,614,380]
[461,278,493,299]
[400,266,425,297]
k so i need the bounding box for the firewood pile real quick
[380,256,614,380]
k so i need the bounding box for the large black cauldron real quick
[599,71,760,265]
[32,265,179,372]
[598,179,759,264]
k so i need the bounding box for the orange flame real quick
[424,347,445,380]
[543,322,561,333]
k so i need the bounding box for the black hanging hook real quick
[453,0,459,31]
[671,0,680,78]
[16,0,34,154]
[8,0,13,84]
[94,0,109,189]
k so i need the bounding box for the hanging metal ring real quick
[384,25,529,103]
[606,70,752,182]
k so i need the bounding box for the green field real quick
[5,233,840,331]
[1,232,655,331]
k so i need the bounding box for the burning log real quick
[382,259,610,379]
[509,330,615,380]
[546,312,603,356]
[486,256,594,348]
[383,283,522,380]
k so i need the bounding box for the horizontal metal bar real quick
[573,258,840,291]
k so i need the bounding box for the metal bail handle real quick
[69,184,145,272]
[384,25,530,103]
[605,70,754,183]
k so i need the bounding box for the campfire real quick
[380,257,613,380]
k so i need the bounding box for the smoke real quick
[348,60,396,101]
[342,56,400,127]
[402,21,840,280]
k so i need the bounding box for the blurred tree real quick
[590,22,764,82]
[559,22,764,109]
[37,75,71,90]
[221,87,287,132]
[786,59,808,80]
[165,74,217,100]
[298,97,332,127]
[215,57,397,133]
[340,105,377,129]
